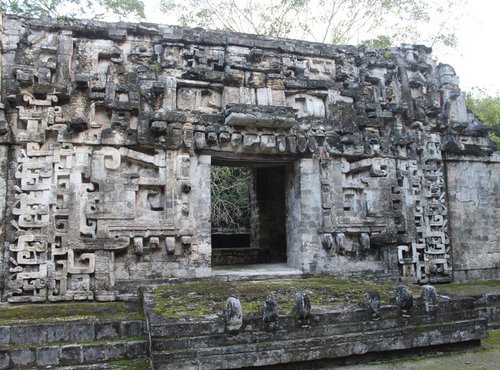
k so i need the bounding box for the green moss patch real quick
[436,279,500,297]
[0,301,144,324]
[151,275,419,319]
[483,327,500,348]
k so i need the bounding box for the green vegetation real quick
[211,166,251,229]
[465,88,500,147]
[0,301,143,324]
[108,357,151,370]
[361,35,392,49]
[151,276,420,319]
[485,328,500,347]
[435,279,500,297]
[152,278,500,320]
[149,61,162,75]
[0,0,144,20]
[160,0,462,49]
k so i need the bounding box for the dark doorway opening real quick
[254,166,287,263]
[211,165,288,266]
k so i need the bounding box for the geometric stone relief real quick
[397,134,452,283]
[6,141,190,302]
[319,156,398,257]
[16,94,64,142]
[286,93,326,118]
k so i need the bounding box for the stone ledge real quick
[0,319,145,347]
[151,319,487,369]
[0,340,148,369]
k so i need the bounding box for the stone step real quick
[0,318,145,347]
[149,309,481,351]
[151,318,487,369]
[0,316,148,369]
[0,339,148,369]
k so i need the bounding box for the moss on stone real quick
[151,275,419,319]
[0,301,144,324]
[107,357,150,370]
[436,279,500,297]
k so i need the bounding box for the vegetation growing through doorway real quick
[211,166,251,230]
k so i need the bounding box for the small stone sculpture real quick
[225,297,243,332]
[321,233,334,251]
[359,233,371,251]
[262,298,279,330]
[335,233,346,251]
[293,292,311,326]
[421,285,437,314]
[395,285,413,316]
[361,290,381,319]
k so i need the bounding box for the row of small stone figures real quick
[225,285,437,331]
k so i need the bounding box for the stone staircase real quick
[0,318,148,369]
[0,303,148,369]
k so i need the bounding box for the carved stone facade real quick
[0,15,498,303]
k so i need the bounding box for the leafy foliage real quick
[0,0,145,19]
[160,0,463,48]
[211,166,251,230]
[361,35,392,49]
[465,88,500,147]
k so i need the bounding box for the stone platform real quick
[0,277,498,369]
[142,277,498,370]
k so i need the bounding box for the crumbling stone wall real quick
[0,14,497,303]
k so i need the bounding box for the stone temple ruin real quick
[0,14,498,370]
[0,14,498,305]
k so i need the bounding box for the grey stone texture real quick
[446,154,500,281]
[36,346,60,366]
[143,287,490,370]
[10,348,35,367]
[0,14,497,304]
[0,316,148,369]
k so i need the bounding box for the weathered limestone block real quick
[335,233,346,251]
[194,132,206,149]
[243,134,260,148]
[286,93,325,117]
[446,155,500,281]
[177,87,221,112]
